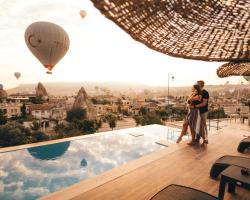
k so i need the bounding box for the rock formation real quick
[73,87,96,119]
[0,89,7,99]
[36,82,49,100]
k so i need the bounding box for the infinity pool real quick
[0,125,184,200]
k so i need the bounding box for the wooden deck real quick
[70,124,250,200]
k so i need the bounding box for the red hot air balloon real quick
[24,21,70,74]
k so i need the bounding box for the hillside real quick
[6,81,250,97]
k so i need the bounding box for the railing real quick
[208,118,227,131]
[166,113,248,132]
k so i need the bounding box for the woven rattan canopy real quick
[217,62,250,77]
[91,0,250,62]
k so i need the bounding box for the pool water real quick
[0,125,184,200]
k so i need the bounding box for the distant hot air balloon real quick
[79,10,87,18]
[243,76,250,82]
[14,72,21,79]
[24,21,70,74]
[0,84,3,90]
[80,158,87,167]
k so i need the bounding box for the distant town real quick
[0,81,250,147]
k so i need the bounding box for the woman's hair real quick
[197,80,205,87]
[193,84,202,95]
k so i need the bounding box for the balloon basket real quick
[46,71,52,74]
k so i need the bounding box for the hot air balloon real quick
[243,76,250,82]
[24,21,70,74]
[28,141,70,160]
[80,158,87,167]
[79,10,87,18]
[14,72,21,79]
[0,84,3,90]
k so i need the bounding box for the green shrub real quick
[0,122,48,147]
[66,108,86,122]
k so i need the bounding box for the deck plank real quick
[72,125,250,200]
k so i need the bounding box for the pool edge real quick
[40,142,187,200]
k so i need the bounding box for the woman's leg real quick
[176,119,189,143]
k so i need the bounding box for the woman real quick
[176,84,202,144]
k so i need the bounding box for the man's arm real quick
[195,98,208,108]
[189,98,208,108]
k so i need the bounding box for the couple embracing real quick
[177,80,209,146]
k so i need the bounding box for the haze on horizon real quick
[0,0,246,90]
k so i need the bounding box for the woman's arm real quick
[191,95,202,101]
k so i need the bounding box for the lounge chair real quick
[237,137,250,153]
[150,184,218,200]
[210,155,250,179]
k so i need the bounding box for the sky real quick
[0,0,246,89]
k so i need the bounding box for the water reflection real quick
[27,142,70,160]
[0,125,181,200]
[80,159,87,167]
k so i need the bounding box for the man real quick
[194,80,209,145]
[176,80,209,145]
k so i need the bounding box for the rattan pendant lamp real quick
[91,0,250,61]
[217,62,250,78]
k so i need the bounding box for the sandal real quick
[187,141,195,145]
[201,140,208,147]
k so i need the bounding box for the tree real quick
[0,122,31,147]
[78,120,97,134]
[32,131,49,142]
[108,115,117,130]
[140,113,162,125]
[0,122,49,147]
[66,108,87,122]
[20,104,27,117]
[133,112,162,126]
[139,107,148,115]
[105,114,117,130]
[0,110,7,125]
[95,119,102,129]
[54,123,66,133]
[133,115,142,126]
[52,122,71,139]
[108,117,117,130]
[31,121,40,131]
